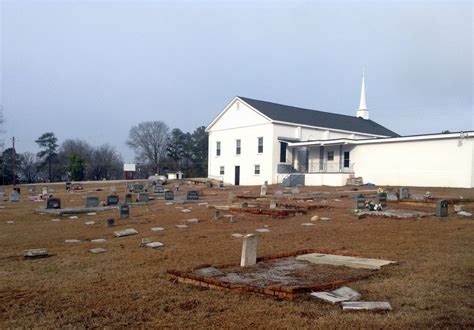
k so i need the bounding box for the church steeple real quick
[356,69,369,120]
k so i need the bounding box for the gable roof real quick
[238,96,400,137]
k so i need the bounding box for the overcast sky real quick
[1,0,472,162]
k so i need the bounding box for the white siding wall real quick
[207,100,274,185]
[351,138,474,188]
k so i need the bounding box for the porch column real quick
[339,145,343,172]
[319,146,324,171]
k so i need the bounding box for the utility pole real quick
[12,137,16,187]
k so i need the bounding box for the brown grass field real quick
[1,181,473,328]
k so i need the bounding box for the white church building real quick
[206,77,474,188]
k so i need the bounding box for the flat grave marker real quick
[114,228,138,237]
[24,248,48,258]
[89,248,106,254]
[187,191,200,200]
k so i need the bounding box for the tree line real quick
[0,120,208,185]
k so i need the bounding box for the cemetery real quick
[0,180,473,327]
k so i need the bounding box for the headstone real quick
[138,192,149,203]
[0,188,4,196]
[311,215,319,221]
[291,187,300,194]
[341,301,392,311]
[65,239,81,243]
[91,238,106,243]
[85,196,99,207]
[113,228,138,237]
[120,204,130,218]
[400,187,409,200]
[187,191,199,200]
[106,218,115,227]
[355,194,365,210]
[24,248,48,258]
[213,210,220,220]
[164,191,174,200]
[133,184,144,193]
[206,181,213,188]
[13,187,20,194]
[240,234,258,267]
[228,192,235,203]
[28,186,36,193]
[194,267,223,277]
[145,241,164,249]
[89,248,106,254]
[219,181,224,188]
[454,205,464,212]
[457,211,472,218]
[260,184,267,196]
[66,181,72,191]
[241,202,248,209]
[376,192,387,207]
[125,193,133,204]
[10,191,20,202]
[436,200,448,217]
[107,194,119,206]
[42,187,48,195]
[46,198,61,209]
[154,185,164,194]
[269,200,277,209]
[387,193,398,201]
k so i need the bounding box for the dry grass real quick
[0,182,473,328]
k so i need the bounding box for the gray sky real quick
[1,0,472,162]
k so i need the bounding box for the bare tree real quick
[126,121,169,174]
[18,152,39,183]
[90,144,123,180]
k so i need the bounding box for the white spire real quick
[356,68,369,119]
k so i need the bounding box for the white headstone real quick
[260,184,267,196]
[240,234,258,267]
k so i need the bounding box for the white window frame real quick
[257,137,263,154]
[254,164,260,175]
[327,151,334,161]
[216,141,221,157]
[236,139,241,155]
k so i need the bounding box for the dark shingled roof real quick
[239,96,399,137]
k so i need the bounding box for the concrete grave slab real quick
[84,221,95,225]
[181,209,191,213]
[51,219,61,222]
[232,233,244,238]
[296,253,396,270]
[457,211,472,218]
[256,228,270,233]
[311,286,361,304]
[87,212,97,216]
[24,248,48,258]
[186,218,199,223]
[151,227,165,232]
[69,216,79,219]
[341,301,392,311]
[176,224,188,229]
[6,220,14,224]
[194,267,224,277]
[89,248,106,254]
[301,223,315,226]
[91,238,107,243]
[320,217,331,221]
[114,228,138,237]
